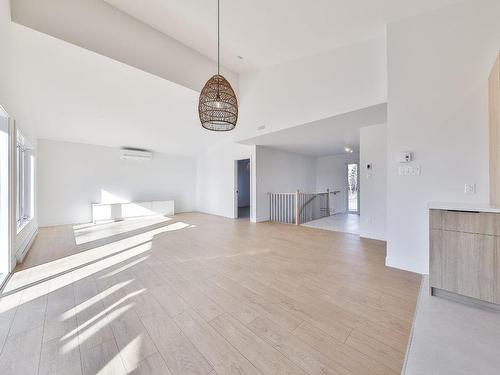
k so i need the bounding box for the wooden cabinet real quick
[429,54,500,306]
[430,209,500,304]
[430,209,498,235]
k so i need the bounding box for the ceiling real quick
[103,0,463,72]
[8,1,461,156]
[240,103,387,157]
[8,23,232,157]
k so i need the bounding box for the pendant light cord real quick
[217,0,220,75]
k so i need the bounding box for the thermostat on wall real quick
[396,151,413,163]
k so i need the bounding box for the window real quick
[16,131,34,231]
[347,163,359,213]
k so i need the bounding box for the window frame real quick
[16,132,34,232]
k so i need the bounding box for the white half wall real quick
[256,146,316,221]
[386,0,500,273]
[196,141,256,220]
[360,124,387,241]
[315,153,360,214]
[37,139,196,226]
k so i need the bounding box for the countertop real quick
[428,202,500,213]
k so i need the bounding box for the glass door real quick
[347,163,359,214]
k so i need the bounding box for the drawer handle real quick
[445,210,481,213]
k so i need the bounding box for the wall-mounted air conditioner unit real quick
[120,147,153,160]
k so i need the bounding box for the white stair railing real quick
[268,192,296,224]
[268,189,333,225]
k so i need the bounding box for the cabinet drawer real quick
[430,229,498,303]
[430,209,498,235]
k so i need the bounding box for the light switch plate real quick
[464,184,476,194]
[398,165,421,176]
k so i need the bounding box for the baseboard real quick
[197,210,236,219]
[432,287,500,312]
[255,216,269,223]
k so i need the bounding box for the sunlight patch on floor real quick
[64,302,136,353]
[73,215,172,245]
[118,335,144,372]
[2,220,193,298]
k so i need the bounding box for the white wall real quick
[236,37,387,141]
[386,0,500,273]
[37,139,196,226]
[256,146,316,221]
[0,0,39,266]
[196,141,256,220]
[360,124,387,241]
[315,153,360,214]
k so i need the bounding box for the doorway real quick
[236,159,250,219]
[347,163,359,214]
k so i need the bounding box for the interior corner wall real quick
[37,139,196,226]
[315,153,359,214]
[386,0,500,274]
[256,146,316,222]
[360,124,386,241]
[195,142,256,220]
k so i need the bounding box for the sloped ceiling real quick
[103,0,464,72]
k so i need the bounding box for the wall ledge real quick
[15,222,38,264]
[386,255,427,275]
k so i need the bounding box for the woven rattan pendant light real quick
[198,0,238,131]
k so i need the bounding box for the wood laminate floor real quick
[0,213,421,375]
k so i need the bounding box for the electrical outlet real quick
[464,183,476,194]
